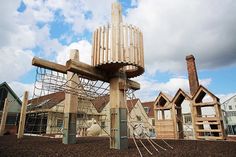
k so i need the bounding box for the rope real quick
[132,136,143,157]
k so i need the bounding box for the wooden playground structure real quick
[0,2,229,157]
[15,1,144,150]
[154,55,226,140]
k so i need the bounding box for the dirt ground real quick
[0,135,236,157]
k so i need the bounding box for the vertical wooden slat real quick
[116,25,119,61]
[134,27,137,64]
[137,30,140,65]
[92,31,96,66]
[125,24,128,62]
[140,32,144,67]
[133,27,136,64]
[93,29,98,65]
[106,24,109,63]
[102,26,105,64]
[112,25,116,61]
[130,25,134,63]
[97,27,101,65]
[120,24,124,62]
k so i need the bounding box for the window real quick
[136,116,141,121]
[144,107,149,114]
[184,115,192,124]
[6,115,17,125]
[57,119,63,127]
[101,121,106,129]
[227,111,236,116]
[152,119,155,126]
[164,110,171,119]
[157,110,163,120]
[229,105,232,110]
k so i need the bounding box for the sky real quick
[0,0,236,103]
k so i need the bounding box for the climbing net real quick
[25,67,110,136]
[32,67,110,100]
[25,67,173,156]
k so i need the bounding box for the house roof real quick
[127,99,139,113]
[0,82,22,105]
[91,95,110,113]
[154,92,173,108]
[193,85,219,102]
[28,92,65,110]
[142,101,155,118]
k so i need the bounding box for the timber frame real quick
[154,86,226,140]
[29,2,145,150]
[191,85,226,140]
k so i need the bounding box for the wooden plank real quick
[130,26,134,63]
[197,136,224,140]
[91,32,96,65]
[97,27,101,65]
[195,121,220,125]
[106,24,109,62]
[120,24,124,61]
[66,59,140,90]
[125,24,128,61]
[137,29,140,65]
[140,33,144,67]
[196,129,221,132]
[196,117,221,121]
[32,57,67,74]
[134,28,138,64]
[101,26,105,64]
[193,102,216,107]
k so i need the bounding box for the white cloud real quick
[125,0,236,74]
[134,75,211,101]
[45,0,115,34]
[0,47,33,82]
[8,81,34,98]
[56,40,92,65]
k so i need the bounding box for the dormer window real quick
[144,107,149,114]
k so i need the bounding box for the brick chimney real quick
[186,55,199,96]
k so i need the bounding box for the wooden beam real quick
[32,57,67,74]
[32,57,140,90]
[193,102,217,107]
[66,59,140,90]
[66,59,108,82]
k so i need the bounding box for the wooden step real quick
[195,122,220,125]
[197,136,224,140]
[196,129,221,132]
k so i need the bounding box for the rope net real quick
[24,67,173,156]
[25,67,110,136]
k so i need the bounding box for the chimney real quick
[186,55,199,96]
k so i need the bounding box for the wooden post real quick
[63,49,79,144]
[0,98,9,136]
[17,91,28,139]
[110,73,128,150]
[190,102,197,139]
